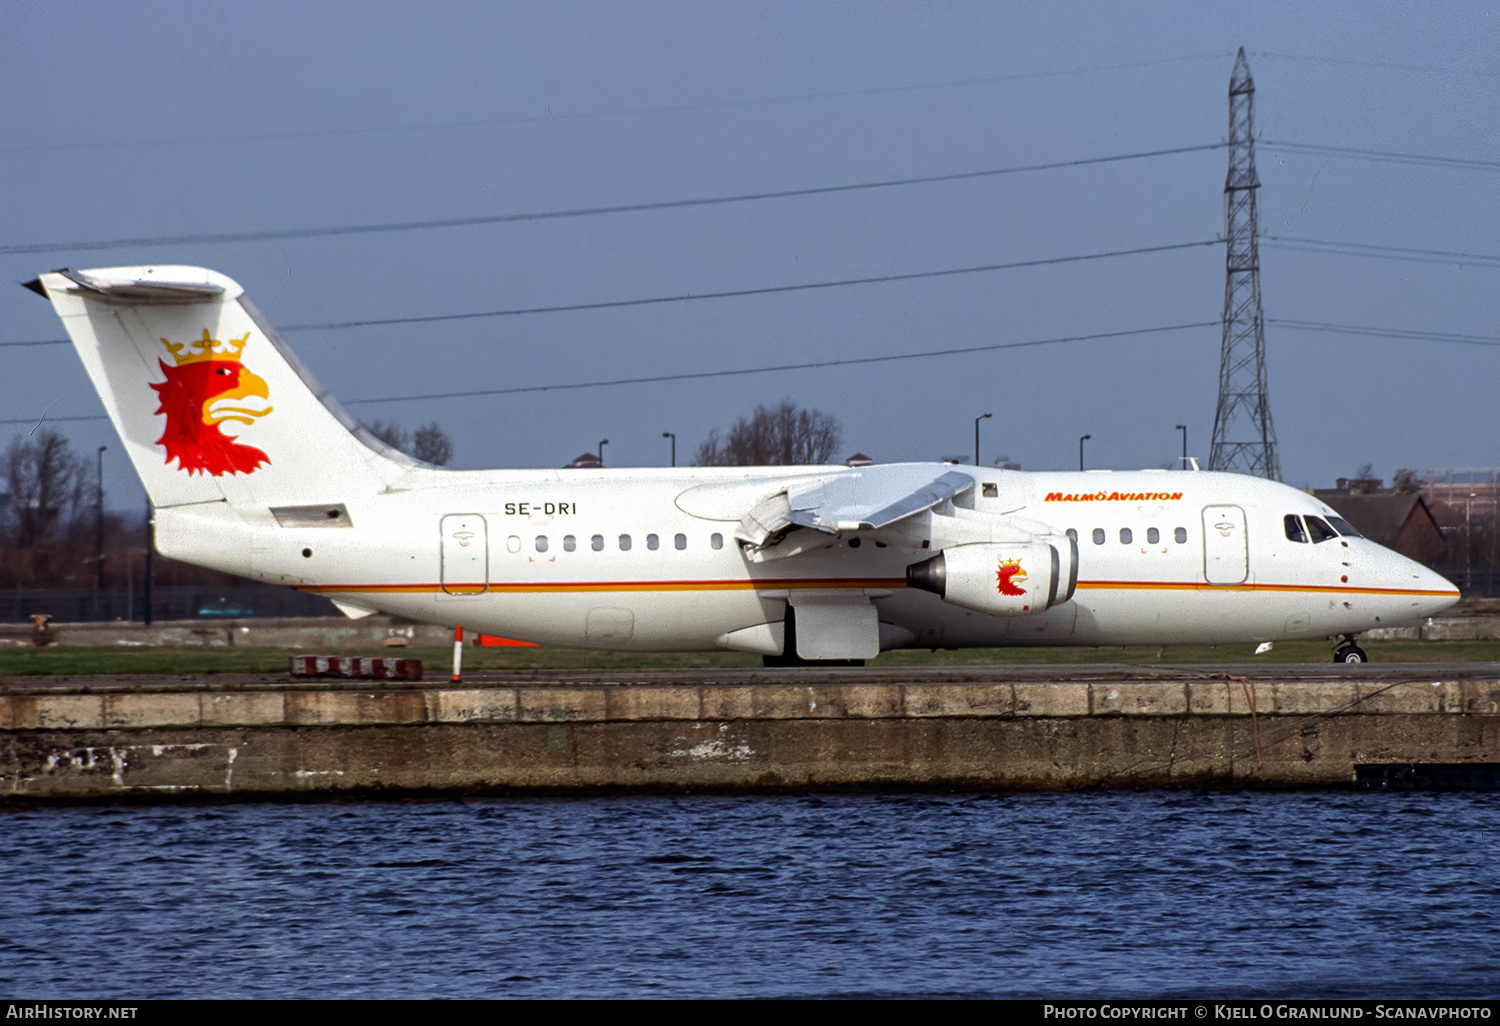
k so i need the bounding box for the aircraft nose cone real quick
[1382,549,1460,618]
[1411,563,1462,617]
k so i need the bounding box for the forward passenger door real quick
[1201,505,1248,585]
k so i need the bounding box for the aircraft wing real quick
[734,464,974,559]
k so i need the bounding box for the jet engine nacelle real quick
[905,539,1076,616]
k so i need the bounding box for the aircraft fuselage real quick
[156,465,1457,653]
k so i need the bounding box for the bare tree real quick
[1,430,90,586]
[3,430,87,550]
[362,419,410,453]
[694,401,842,466]
[411,422,453,466]
[361,419,454,466]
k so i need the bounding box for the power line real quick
[285,241,1220,331]
[1268,319,1500,347]
[1254,51,1500,79]
[12,316,1500,429]
[3,53,1232,154]
[0,321,1218,426]
[347,322,1221,405]
[7,235,1492,351]
[1263,236,1500,268]
[0,144,1223,256]
[0,414,108,426]
[2,238,1215,348]
[1262,140,1500,173]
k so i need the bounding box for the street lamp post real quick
[598,439,609,466]
[1176,424,1187,468]
[144,498,153,626]
[662,432,676,468]
[1079,434,1091,472]
[1468,493,1476,567]
[95,445,106,591]
[974,413,991,467]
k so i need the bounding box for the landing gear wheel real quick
[1333,645,1368,664]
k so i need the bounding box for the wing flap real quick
[788,466,974,532]
[742,464,974,561]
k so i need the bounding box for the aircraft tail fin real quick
[28,266,414,509]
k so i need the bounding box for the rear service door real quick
[1202,505,1248,585]
[440,514,489,594]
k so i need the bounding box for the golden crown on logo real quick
[997,558,1022,569]
[160,329,250,365]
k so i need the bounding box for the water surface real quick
[0,791,1494,999]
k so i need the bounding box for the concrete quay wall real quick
[7,613,1500,649]
[2,675,1496,798]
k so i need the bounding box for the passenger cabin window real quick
[1146,527,1159,544]
[1306,516,1338,544]
[591,535,604,551]
[535,535,548,552]
[564,535,576,552]
[711,533,724,549]
[506,535,521,553]
[1326,516,1362,539]
[619,534,632,551]
[674,533,687,550]
[1092,529,1106,545]
[1285,515,1308,544]
[647,534,659,550]
[1174,527,1187,544]
[1119,528,1132,544]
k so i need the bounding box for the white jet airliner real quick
[26,266,1459,664]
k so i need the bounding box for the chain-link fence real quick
[3,584,338,623]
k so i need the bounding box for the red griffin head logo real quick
[151,330,274,476]
[996,558,1028,596]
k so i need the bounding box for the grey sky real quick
[2,2,1496,507]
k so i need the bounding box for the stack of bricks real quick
[289,655,423,681]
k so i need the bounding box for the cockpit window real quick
[1325,516,1362,539]
[1305,515,1338,543]
[1284,514,1308,544]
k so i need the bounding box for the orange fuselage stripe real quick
[302,578,903,594]
[1074,579,1456,597]
[300,578,1457,598]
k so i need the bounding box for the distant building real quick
[1400,469,1498,545]
[845,453,873,467]
[562,452,603,469]
[1312,478,1446,566]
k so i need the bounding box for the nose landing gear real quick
[1333,635,1368,663]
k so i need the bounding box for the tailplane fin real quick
[29,266,412,509]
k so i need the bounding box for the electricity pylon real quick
[1208,48,1281,480]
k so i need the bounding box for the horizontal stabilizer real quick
[55,268,226,304]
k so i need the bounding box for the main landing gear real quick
[1333,635,1368,664]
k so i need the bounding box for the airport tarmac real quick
[2,664,1496,798]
